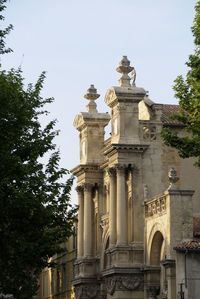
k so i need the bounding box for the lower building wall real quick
[176,251,200,299]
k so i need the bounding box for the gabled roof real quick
[174,240,200,251]
[161,104,183,127]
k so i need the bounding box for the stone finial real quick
[84,84,100,113]
[116,56,134,87]
[168,167,179,190]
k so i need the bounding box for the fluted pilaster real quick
[116,165,127,245]
[75,185,84,258]
[83,183,93,257]
[108,167,117,247]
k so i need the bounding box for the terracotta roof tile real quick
[161,104,183,127]
[193,217,200,237]
[174,240,200,251]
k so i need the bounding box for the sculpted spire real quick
[84,84,100,113]
[116,56,134,87]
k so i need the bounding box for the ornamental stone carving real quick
[106,277,117,295]
[74,286,83,299]
[145,195,166,217]
[73,114,84,130]
[120,276,142,290]
[85,285,98,298]
[107,167,116,177]
[168,167,179,190]
[104,88,117,107]
[105,275,143,295]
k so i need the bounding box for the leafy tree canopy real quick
[0,68,77,299]
[0,0,13,55]
[161,1,200,168]
[0,1,77,299]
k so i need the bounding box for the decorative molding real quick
[103,143,149,158]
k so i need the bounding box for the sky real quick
[1,0,197,203]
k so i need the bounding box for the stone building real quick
[36,229,77,299]
[71,56,200,299]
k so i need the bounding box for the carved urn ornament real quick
[116,56,134,87]
[84,84,100,113]
[168,167,179,190]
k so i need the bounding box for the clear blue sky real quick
[1,0,196,203]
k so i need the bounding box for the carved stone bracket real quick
[106,277,117,295]
[74,285,83,299]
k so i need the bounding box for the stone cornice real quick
[103,143,149,158]
[71,164,101,176]
[105,86,146,108]
[164,189,195,196]
[102,266,143,277]
[73,112,110,131]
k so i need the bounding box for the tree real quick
[0,2,77,299]
[0,69,77,299]
[161,1,200,168]
[0,0,13,55]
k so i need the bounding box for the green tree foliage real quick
[0,68,77,299]
[0,1,77,298]
[0,0,13,55]
[161,1,200,168]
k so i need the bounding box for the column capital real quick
[107,167,116,177]
[75,185,84,194]
[83,182,93,192]
[116,164,126,174]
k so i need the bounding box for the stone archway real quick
[150,231,164,266]
[149,231,167,298]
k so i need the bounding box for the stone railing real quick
[145,194,167,218]
[139,121,157,142]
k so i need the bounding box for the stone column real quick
[108,167,116,247]
[116,165,127,245]
[83,183,93,257]
[75,185,84,258]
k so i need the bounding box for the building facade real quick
[71,56,200,299]
[36,230,77,299]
